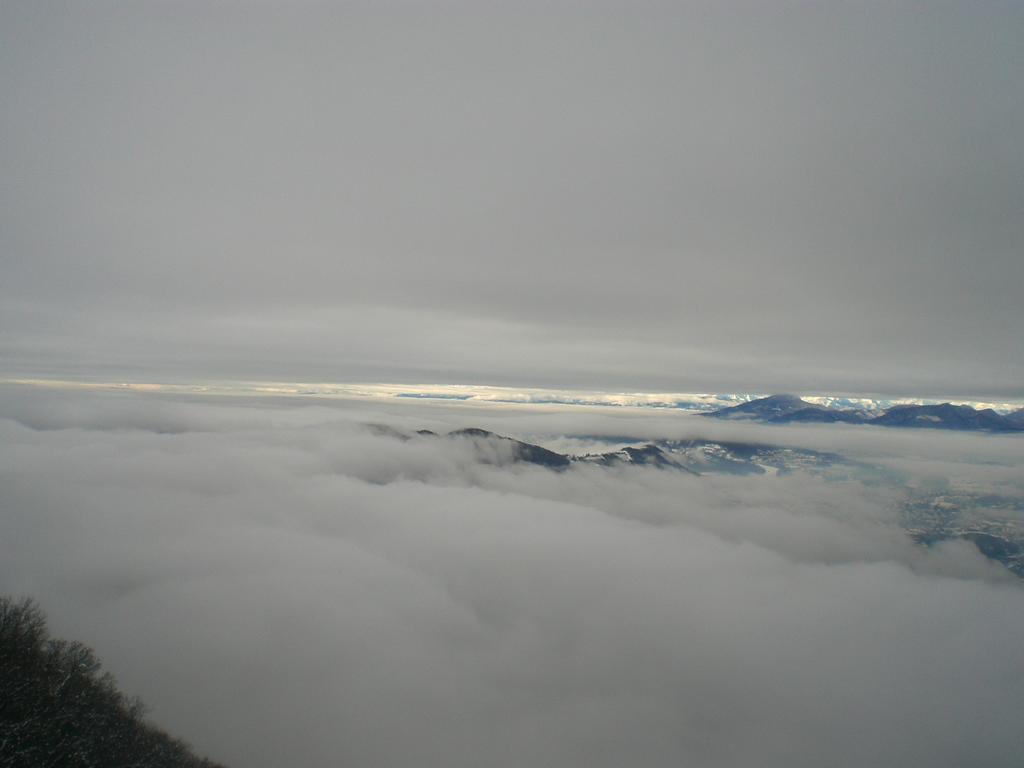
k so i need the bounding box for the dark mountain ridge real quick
[440,428,572,468]
[704,395,1023,433]
[870,403,1015,431]
[368,424,843,476]
[702,394,829,421]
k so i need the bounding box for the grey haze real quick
[1,1,1022,397]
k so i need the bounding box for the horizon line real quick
[3,376,1022,414]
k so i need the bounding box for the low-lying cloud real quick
[1,386,1022,768]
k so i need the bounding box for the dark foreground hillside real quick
[0,596,225,768]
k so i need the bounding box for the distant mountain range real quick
[375,425,845,476]
[703,395,1024,433]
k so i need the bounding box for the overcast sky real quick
[2,1,1022,398]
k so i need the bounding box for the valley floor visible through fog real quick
[2,384,1023,768]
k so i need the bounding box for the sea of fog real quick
[1,384,1023,768]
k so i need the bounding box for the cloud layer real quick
[1,387,1022,768]
[2,2,1023,396]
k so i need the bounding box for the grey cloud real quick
[1,387,1022,767]
[1,2,1023,396]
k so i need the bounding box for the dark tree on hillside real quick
[0,596,226,768]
